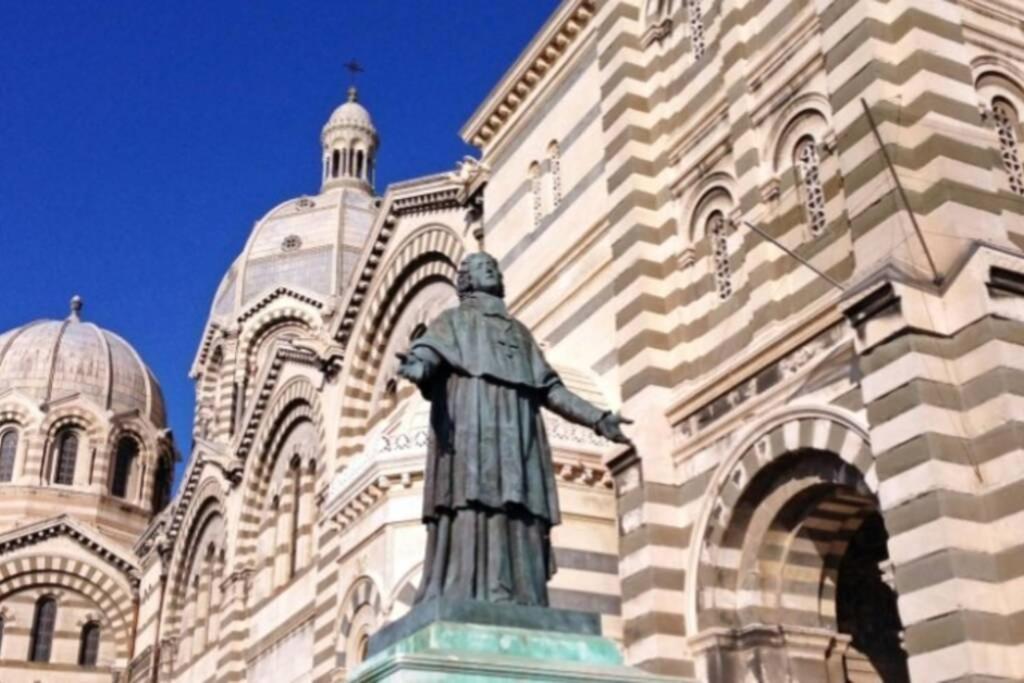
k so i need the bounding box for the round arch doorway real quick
[694,448,909,682]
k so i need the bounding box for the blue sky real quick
[0,1,558,488]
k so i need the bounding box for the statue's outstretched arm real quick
[545,383,604,426]
[396,346,443,386]
[545,383,634,445]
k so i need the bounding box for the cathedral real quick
[2,0,1024,681]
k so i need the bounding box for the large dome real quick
[207,188,377,321]
[0,298,165,426]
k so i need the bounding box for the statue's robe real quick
[408,293,595,606]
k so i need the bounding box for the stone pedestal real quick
[349,599,689,683]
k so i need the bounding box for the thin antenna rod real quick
[860,98,941,284]
[740,221,846,292]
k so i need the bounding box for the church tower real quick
[321,86,379,193]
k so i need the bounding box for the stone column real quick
[255,506,274,600]
[180,577,196,665]
[214,569,251,683]
[193,555,211,653]
[297,463,315,569]
[274,487,293,587]
[208,550,223,644]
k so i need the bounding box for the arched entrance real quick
[691,426,909,681]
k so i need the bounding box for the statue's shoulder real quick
[511,316,539,340]
[423,305,470,336]
[431,306,462,324]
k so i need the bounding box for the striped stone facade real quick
[40,0,1021,681]
[460,0,1024,681]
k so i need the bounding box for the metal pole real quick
[860,97,942,284]
[740,221,846,292]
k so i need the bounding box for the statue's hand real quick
[395,352,426,384]
[596,412,634,445]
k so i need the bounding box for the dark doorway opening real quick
[836,511,909,682]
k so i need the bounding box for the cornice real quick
[390,187,460,217]
[460,0,596,150]
[960,0,1024,27]
[0,515,140,586]
[236,286,325,325]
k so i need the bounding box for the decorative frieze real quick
[678,321,846,438]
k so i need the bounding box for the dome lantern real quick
[321,85,379,193]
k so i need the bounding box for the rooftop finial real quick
[344,59,364,102]
[69,295,83,321]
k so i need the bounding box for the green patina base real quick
[348,618,689,683]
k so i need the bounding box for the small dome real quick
[324,86,377,135]
[0,298,165,426]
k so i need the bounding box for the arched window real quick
[356,150,365,179]
[152,456,172,513]
[687,0,706,60]
[78,621,101,666]
[548,141,562,209]
[795,137,827,236]
[208,547,225,642]
[111,436,138,499]
[54,431,79,485]
[29,596,57,662]
[0,429,17,482]
[708,211,732,299]
[993,98,1024,196]
[529,161,543,228]
[331,149,340,178]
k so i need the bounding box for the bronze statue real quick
[397,252,631,607]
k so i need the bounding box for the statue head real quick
[456,252,505,300]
